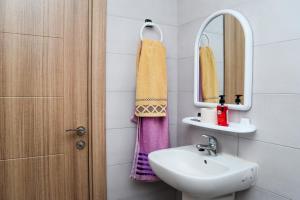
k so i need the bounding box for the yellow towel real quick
[200,47,219,103]
[135,39,167,117]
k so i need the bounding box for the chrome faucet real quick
[196,135,218,156]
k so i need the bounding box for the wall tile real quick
[106,128,136,166]
[106,92,135,129]
[177,125,186,147]
[168,92,178,125]
[238,138,300,199]
[107,0,177,26]
[178,57,194,92]
[106,53,136,92]
[177,91,199,118]
[107,163,174,200]
[240,94,300,149]
[235,0,300,45]
[236,187,291,200]
[253,40,300,94]
[178,18,204,58]
[167,58,178,92]
[169,124,178,147]
[107,16,178,58]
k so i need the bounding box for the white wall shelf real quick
[182,117,256,134]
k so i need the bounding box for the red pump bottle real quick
[217,95,229,127]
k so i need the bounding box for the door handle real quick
[65,126,87,136]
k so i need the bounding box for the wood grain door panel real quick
[0,155,65,200]
[0,0,64,37]
[0,0,90,199]
[0,33,64,96]
[0,98,64,159]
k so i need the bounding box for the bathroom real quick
[0,0,299,200]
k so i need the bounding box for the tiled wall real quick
[177,0,300,200]
[107,0,300,199]
[106,0,178,199]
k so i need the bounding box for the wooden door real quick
[224,14,245,104]
[0,0,90,199]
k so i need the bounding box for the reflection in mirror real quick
[199,14,245,105]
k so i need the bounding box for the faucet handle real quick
[201,134,210,139]
[201,135,217,146]
[197,135,218,156]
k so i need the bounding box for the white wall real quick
[106,0,178,199]
[106,0,300,199]
[177,0,300,200]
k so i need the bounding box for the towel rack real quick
[140,19,163,42]
[200,33,210,47]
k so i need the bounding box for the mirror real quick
[194,10,253,111]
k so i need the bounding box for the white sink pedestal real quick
[182,193,235,200]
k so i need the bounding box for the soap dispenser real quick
[217,95,229,127]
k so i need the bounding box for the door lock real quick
[76,140,86,150]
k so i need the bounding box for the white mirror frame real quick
[194,9,253,111]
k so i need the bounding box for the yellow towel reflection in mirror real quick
[200,47,219,103]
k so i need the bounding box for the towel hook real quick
[140,19,163,42]
[200,33,210,47]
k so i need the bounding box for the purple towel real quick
[130,115,169,182]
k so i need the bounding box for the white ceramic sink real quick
[149,145,258,200]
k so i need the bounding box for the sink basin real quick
[149,145,258,200]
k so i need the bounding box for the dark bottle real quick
[235,95,243,105]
